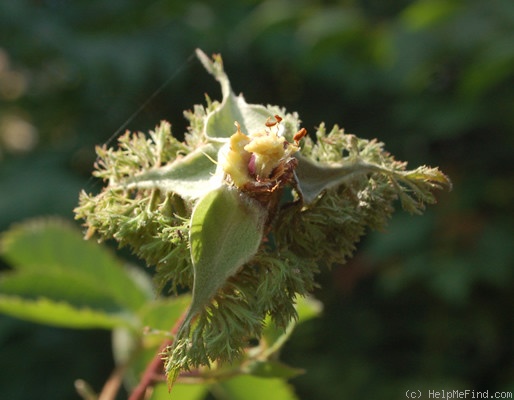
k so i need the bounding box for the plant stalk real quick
[128,309,187,400]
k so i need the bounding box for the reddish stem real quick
[97,363,127,400]
[128,310,187,400]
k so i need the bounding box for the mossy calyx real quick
[75,49,451,389]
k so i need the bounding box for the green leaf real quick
[114,144,221,201]
[138,294,191,332]
[196,49,274,139]
[0,271,125,311]
[0,295,133,329]
[215,375,298,400]
[149,383,208,400]
[111,295,192,388]
[296,295,323,323]
[242,360,304,380]
[187,186,266,319]
[261,296,323,357]
[0,218,149,311]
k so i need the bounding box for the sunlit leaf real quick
[0,271,124,311]
[216,375,298,400]
[0,295,133,329]
[296,295,323,323]
[0,218,149,311]
[149,382,209,400]
[138,294,191,332]
[1,219,149,309]
[242,359,304,379]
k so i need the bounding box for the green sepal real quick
[188,185,266,318]
[113,144,221,201]
[166,185,267,387]
[196,49,274,139]
[295,153,383,204]
[295,153,451,210]
[189,186,266,314]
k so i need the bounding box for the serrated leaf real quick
[0,218,149,311]
[196,49,274,139]
[216,375,298,400]
[0,295,133,329]
[187,186,266,319]
[114,144,221,200]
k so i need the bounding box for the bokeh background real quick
[1,1,513,399]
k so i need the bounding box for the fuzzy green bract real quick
[75,49,450,391]
[188,187,266,318]
[166,186,266,386]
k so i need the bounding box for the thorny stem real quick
[128,309,188,400]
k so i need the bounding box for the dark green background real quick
[1,1,512,399]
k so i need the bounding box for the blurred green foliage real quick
[0,219,311,399]
[0,0,512,399]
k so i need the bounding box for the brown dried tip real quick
[294,128,308,143]
[265,115,283,127]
